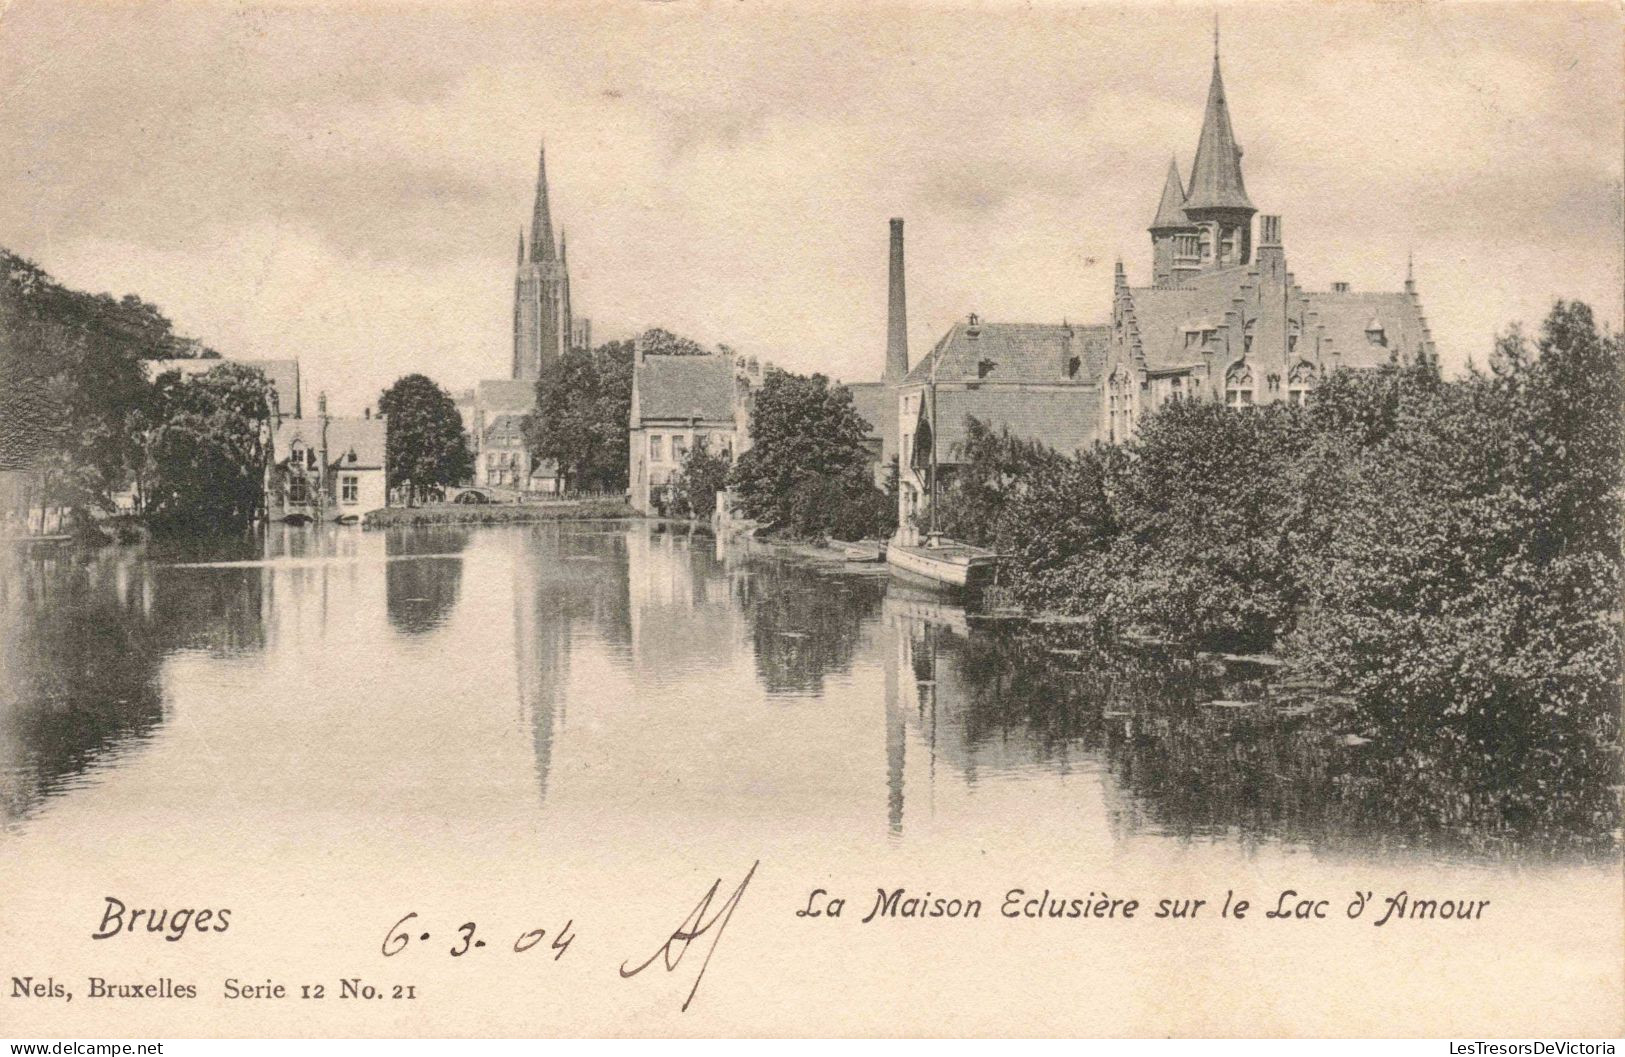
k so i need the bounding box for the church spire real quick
[517,227,526,266]
[1150,156,1189,230]
[529,140,557,263]
[1183,31,1254,214]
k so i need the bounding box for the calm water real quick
[2,520,1614,863]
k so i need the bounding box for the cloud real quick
[1,0,1619,404]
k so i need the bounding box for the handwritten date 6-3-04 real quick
[381,912,575,960]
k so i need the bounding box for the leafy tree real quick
[378,374,473,505]
[637,328,710,358]
[668,443,732,519]
[728,369,884,538]
[145,363,274,532]
[930,417,1067,547]
[524,340,634,493]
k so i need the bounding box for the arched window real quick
[1225,362,1254,407]
[1365,318,1387,347]
[1107,367,1136,442]
[1288,361,1317,406]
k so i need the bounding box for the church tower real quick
[512,142,574,381]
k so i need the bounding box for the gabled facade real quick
[269,401,388,520]
[628,346,762,515]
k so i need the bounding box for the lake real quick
[0,521,1618,1035]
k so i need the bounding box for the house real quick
[475,412,560,494]
[628,347,761,515]
[268,402,387,520]
[896,318,1109,540]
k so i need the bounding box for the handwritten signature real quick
[619,860,758,1013]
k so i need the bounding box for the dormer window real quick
[1366,318,1387,347]
[977,358,996,379]
[1067,356,1081,379]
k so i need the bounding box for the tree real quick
[145,362,274,532]
[524,340,634,493]
[378,374,473,505]
[667,444,732,519]
[728,369,887,538]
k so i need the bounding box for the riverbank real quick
[363,499,637,528]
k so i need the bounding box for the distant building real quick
[268,399,387,520]
[628,345,761,515]
[474,412,560,494]
[144,357,301,420]
[896,318,1109,537]
[898,33,1436,535]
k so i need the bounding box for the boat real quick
[887,536,998,589]
[885,351,998,590]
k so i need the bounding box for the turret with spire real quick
[1146,21,1257,285]
[512,138,575,380]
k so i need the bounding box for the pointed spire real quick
[529,140,557,263]
[1183,33,1255,213]
[517,227,526,266]
[1150,156,1190,230]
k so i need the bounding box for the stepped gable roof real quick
[921,388,1101,463]
[635,354,734,422]
[903,321,1110,387]
[1122,278,1244,370]
[274,417,386,470]
[1303,289,1426,369]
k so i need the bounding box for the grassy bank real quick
[363,499,637,528]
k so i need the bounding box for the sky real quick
[1,0,1620,415]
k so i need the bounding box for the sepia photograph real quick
[0,0,1621,1042]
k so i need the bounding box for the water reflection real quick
[384,526,469,634]
[0,522,1614,862]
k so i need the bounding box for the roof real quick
[844,381,895,441]
[903,321,1110,387]
[483,412,528,447]
[145,357,301,418]
[274,416,387,470]
[634,354,734,422]
[1123,284,1233,370]
[1150,157,1190,230]
[922,388,1101,463]
[475,378,537,412]
[1183,53,1254,213]
[1303,289,1427,369]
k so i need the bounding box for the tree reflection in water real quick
[737,558,886,696]
[0,542,269,826]
[384,526,470,634]
[891,612,1621,862]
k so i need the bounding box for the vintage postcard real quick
[1,0,1621,1041]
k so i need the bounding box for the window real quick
[673,435,688,460]
[288,477,309,504]
[649,434,664,462]
[341,475,359,504]
[1068,356,1081,379]
[1108,368,1136,442]
[1225,362,1254,407]
[1366,319,1387,347]
[1288,361,1317,406]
